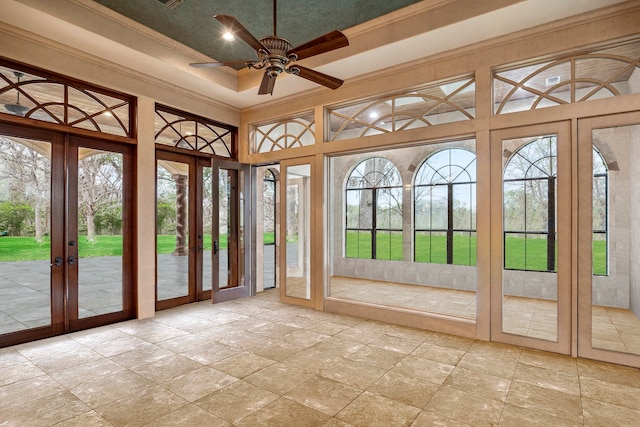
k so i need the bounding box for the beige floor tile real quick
[579,375,640,411]
[411,341,465,365]
[245,362,315,395]
[0,374,65,412]
[312,337,365,358]
[320,358,387,389]
[305,320,351,336]
[249,321,299,338]
[513,363,581,396]
[282,347,344,373]
[443,366,511,402]
[130,354,204,384]
[284,329,331,347]
[162,366,239,401]
[425,385,504,426]
[285,375,361,416]
[217,329,272,350]
[90,334,153,358]
[50,357,128,389]
[427,332,474,351]
[108,343,175,369]
[177,341,239,365]
[322,418,356,427]
[195,380,279,424]
[345,344,405,369]
[367,369,439,408]
[1,390,90,426]
[0,360,44,386]
[31,346,105,373]
[134,325,188,343]
[249,338,306,361]
[143,403,231,426]
[210,351,275,378]
[410,411,473,427]
[505,380,584,425]
[0,348,29,368]
[457,351,518,379]
[53,410,113,427]
[369,333,423,354]
[393,355,454,385]
[498,403,582,426]
[235,397,330,427]
[70,369,154,408]
[518,348,578,374]
[582,397,640,426]
[577,358,640,388]
[96,385,187,426]
[336,391,421,427]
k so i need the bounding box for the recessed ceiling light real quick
[369,112,379,119]
[223,31,235,41]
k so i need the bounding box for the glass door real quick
[491,122,571,354]
[0,126,134,347]
[155,151,209,309]
[280,158,313,307]
[211,160,250,303]
[578,112,640,368]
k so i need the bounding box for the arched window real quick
[592,148,608,276]
[414,148,476,265]
[503,136,557,271]
[345,157,403,260]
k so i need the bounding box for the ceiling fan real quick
[190,0,349,95]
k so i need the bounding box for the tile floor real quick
[2,289,640,426]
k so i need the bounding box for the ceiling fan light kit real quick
[190,0,349,95]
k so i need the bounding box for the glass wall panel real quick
[284,164,311,299]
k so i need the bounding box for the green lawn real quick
[345,231,607,275]
[0,232,607,275]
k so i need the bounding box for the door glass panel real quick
[591,124,640,355]
[156,160,189,300]
[285,164,311,299]
[202,165,212,292]
[0,136,52,333]
[502,134,558,341]
[263,168,277,290]
[77,149,124,317]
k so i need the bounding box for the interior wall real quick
[629,125,640,317]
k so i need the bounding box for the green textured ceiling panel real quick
[92,0,422,63]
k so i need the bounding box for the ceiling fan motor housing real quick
[259,36,294,76]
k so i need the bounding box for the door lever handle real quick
[51,256,63,267]
[213,240,218,254]
[68,255,76,266]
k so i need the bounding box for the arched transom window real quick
[414,148,477,265]
[345,157,403,260]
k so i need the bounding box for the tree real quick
[0,201,33,236]
[78,152,123,242]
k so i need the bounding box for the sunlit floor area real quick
[2,289,640,426]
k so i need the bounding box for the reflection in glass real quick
[78,150,124,317]
[591,124,640,356]
[502,135,558,341]
[329,141,477,319]
[0,136,52,333]
[285,164,310,299]
[156,161,189,300]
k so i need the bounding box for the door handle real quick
[51,256,63,267]
[213,240,218,254]
[68,255,76,266]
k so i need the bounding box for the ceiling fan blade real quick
[214,15,269,53]
[190,60,255,68]
[287,30,349,61]
[258,73,277,95]
[294,66,343,90]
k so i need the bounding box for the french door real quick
[490,122,572,354]
[155,152,250,308]
[577,112,640,368]
[0,125,134,347]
